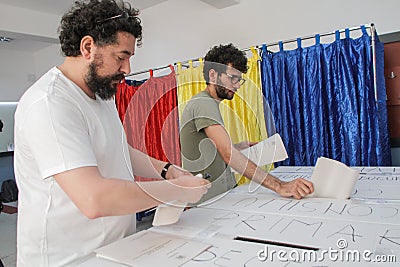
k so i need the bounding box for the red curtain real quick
[115,81,140,122]
[116,67,181,181]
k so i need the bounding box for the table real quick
[77,166,400,266]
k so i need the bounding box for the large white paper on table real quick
[238,133,288,167]
[309,157,359,199]
[95,230,210,267]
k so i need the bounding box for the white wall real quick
[0,45,62,102]
[0,3,59,39]
[33,44,64,78]
[0,0,399,101]
[0,102,17,152]
[0,49,36,102]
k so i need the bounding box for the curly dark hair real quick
[58,0,142,57]
[203,43,248,84]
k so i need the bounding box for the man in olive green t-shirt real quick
[180,90,237,203]
[180,44,314,205]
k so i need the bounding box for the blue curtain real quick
[261,26,391,166]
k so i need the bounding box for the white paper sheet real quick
[95,230,210,267]
[309,157,359,199]
[239,133,288,167]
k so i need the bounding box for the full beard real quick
[215,81,235,100]
[85,61,125,100]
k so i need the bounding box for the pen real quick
[234,236,319,251]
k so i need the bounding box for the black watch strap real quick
[161,163,173,179]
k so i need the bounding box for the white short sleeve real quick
[21,95,97,179]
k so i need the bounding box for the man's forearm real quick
[128,146,166,178]
[228,147,283,192]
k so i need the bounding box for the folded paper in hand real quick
[152,174,203,227]
[152,201,187,226]
[309,157,359,199]
[239,133,288,167]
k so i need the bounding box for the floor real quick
[0,204,154,267]
[0,202,17,267]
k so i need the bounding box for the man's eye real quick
[117,56,125,61]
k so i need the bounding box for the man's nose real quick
[120,59,131,75]
[233,81,241,90]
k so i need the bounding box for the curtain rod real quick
[241,23,374,51]
[125,64,172,77]
[125,23,374,78]
[261,23,373,48]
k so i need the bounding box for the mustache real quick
[112,73,125,82]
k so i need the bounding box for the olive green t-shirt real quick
[180,91,237,204]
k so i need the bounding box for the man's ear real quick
[209,69,218,84]
[80,35,94,59]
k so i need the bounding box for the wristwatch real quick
[161,162,173,179]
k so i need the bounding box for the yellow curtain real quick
[219,47,269,184]
[177,59,206,118]
[176,48,270,185]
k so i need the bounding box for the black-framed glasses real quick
[224,72,246,86]
[96,10,131,24]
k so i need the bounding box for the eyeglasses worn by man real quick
[14,0,210,266]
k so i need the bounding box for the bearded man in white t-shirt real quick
[14,0,210,266]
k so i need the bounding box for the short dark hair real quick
[58,0,142,57]
[203,43,248,84]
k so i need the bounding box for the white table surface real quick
[76,166,400,266]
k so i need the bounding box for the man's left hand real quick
[276,178,314,199]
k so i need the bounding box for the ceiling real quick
[0,0,167,15]
[0,0,168,52]
[0,0,238,52]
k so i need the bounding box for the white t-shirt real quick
[14,67,136,266]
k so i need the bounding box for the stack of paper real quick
[95,230,210,266]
